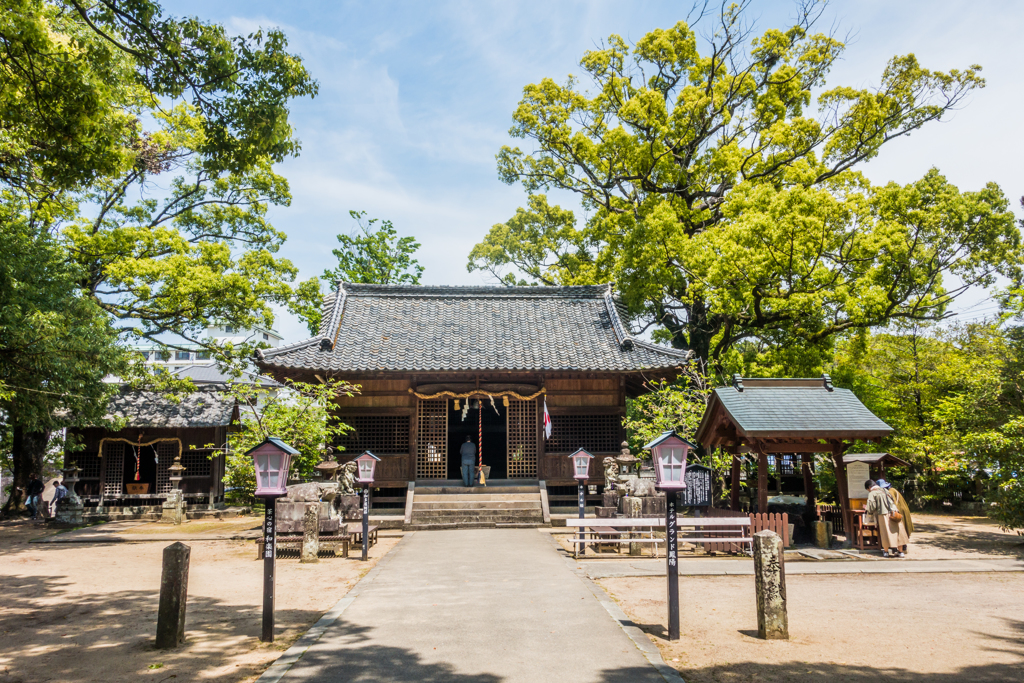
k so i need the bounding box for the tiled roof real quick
[171,364,282,387]
[260,283,690,373]
[696,379,892,443]
[103,385,237,428]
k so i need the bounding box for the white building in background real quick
[132,325,283,369]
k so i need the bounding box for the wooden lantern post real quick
[246,437,298,643]
[645,430,694,642]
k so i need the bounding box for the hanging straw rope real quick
[478,401,484,485]
[409,387,546,401]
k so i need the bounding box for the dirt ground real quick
[0,518,400,683]
[600,572,1024,682]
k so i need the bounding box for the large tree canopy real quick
[469,4,1020,369]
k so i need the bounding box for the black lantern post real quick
[246,437,298,643]
[645,430,695,642]
[354,451,380,561]
[569,448,594,551]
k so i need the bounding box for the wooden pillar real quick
[802,453,817,518]
[757,447,769,514]
[830,443,852,544]
[729,448,741,511]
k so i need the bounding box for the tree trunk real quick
[2,426,50,517]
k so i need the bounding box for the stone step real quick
[404,522,543,531]
[414,494,540,503]
[415,486,539,495]
[410,511,543,524]
[413,501,541,511]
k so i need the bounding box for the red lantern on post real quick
[244,436,299,644]
[249,437,298,498]
[354,451,380,561]
[643,430,695,643]
[569,448,594,481]
[354,451,380,484]
[645,431,693,491]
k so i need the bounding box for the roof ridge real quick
[340,283,610,298]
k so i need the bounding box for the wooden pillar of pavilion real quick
[728,446,741,511]
[756,446,769,514]
[830,442,853,543]
[802,453,817,527]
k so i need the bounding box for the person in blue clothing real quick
[460,436,477,487]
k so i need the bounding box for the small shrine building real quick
[257,283,690,486]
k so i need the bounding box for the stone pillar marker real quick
[156,542,191,649]
[626,496,643,555]
[752,530,788,640]
[300,502,320,563]
[811,520,831,549]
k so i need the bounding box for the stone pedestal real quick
[336,494,361,521]
[811,521,832,548]
[641,496,666,516]
[753,530,788,640]
[300,503,319,563]
[602,491,619,508]
[54,497,84,526]
[161,490,184,525]
[595,506,617,518]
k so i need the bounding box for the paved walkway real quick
[265,529,670,682]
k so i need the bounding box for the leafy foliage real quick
[222,378,358,505]
[471,5,1019,372]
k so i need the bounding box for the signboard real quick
[679,464,713,507]
[846,461,870,501]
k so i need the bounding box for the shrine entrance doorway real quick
[446,399,508,480]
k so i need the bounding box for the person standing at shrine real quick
[864,479,908,557]
[460,436,477,487]
[878,478,913,555]
[25,474,44,520]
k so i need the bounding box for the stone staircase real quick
[406,482,545,530]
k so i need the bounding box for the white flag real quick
[543,398,552,439]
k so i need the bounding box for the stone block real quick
[300,503,319,563]
[161,490,184,525]
[156,542,190,649]
[641,496,666,516]
[602,491,619,508]
[595,506,617,518]
[753,530,788,640]
[336,494,361,521]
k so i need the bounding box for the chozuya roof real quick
[258,283,690,374]
[104,385,239,429]
[694,376,893,446]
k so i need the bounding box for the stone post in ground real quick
[626,496,643,555]
[156,542,191,648]
[56,465,84,526]
[300,502,320,563]
[752,530,788,640]
[811,520,830,549]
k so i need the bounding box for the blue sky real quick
[170,0,1024,343]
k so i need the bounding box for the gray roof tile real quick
[261,283,689,373]
[711,386,891,438]
[103,385,237,428]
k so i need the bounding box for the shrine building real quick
[257,284,688,492]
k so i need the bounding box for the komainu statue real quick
[339,461,358,495]
[603,457,618,490]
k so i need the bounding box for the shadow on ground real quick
[0,573,321,682]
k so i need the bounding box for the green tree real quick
[221,378,357,505]
[0,0,318,510]
[0,215,124,515]
[302,210,424,334]
[470,5,1020,372]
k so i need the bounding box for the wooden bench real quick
[564,518,753,558]
[256,533,350,560]
[349,523,379,547]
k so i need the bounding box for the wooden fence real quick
[815,503,845,534]
[701,508,789,552]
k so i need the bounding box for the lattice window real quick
[103,442,124,496]
[547,414,623,453]
[72,452,101,479]
[182,448,213,478]
[155,442,178,493]
[507,399,538,478]
[416,400,447,479]
[337,416,409,455]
